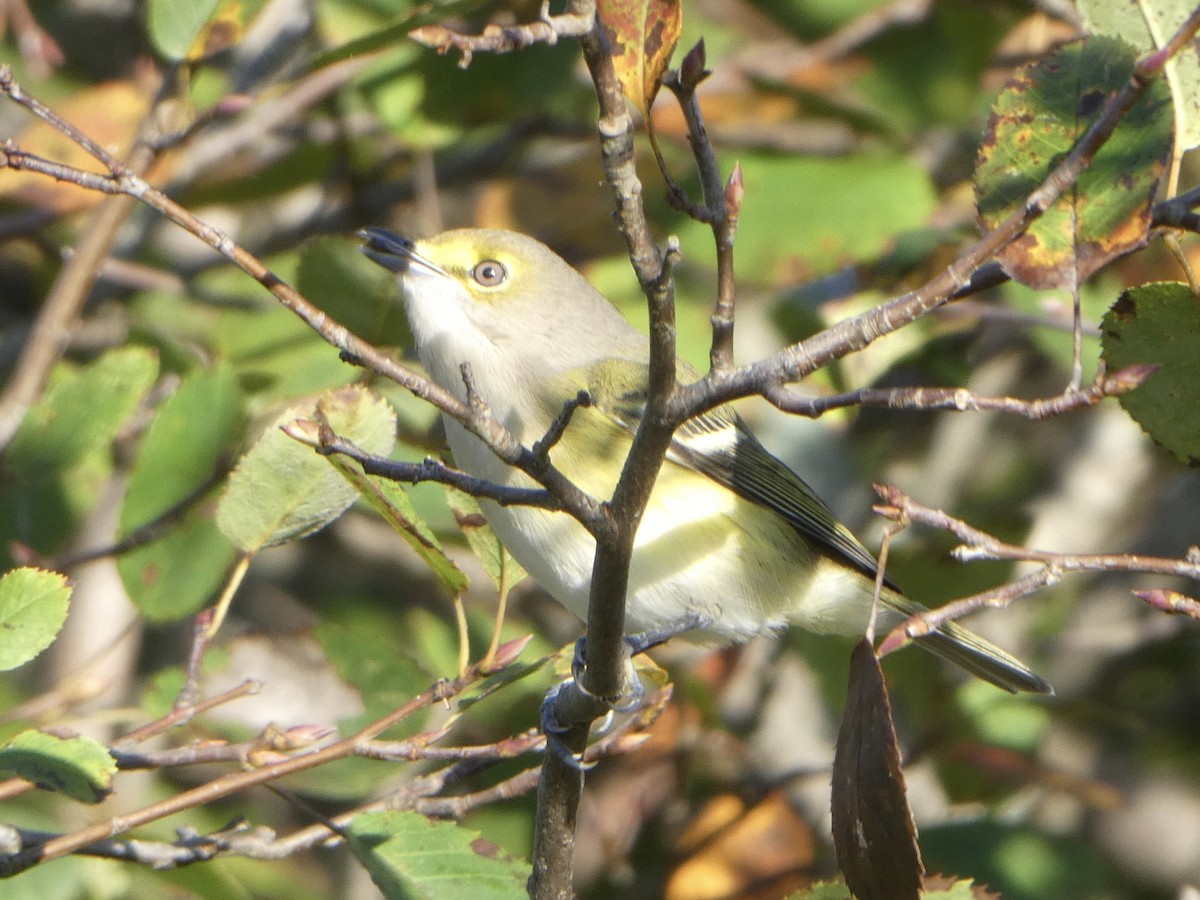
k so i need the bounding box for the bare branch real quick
[409,1,595,67]
[765,362,1156,420]
[662,41,743,377]
[872,485,1200,657]
[285,421,563,510]
[875,484,1200,580]
[0,664,489,875]
[878,569,1061,659]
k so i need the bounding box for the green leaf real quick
[445,490,527,593]
[975,36,1174,289]
[326,457,469,596]
[346,810,527,900]
[120,362,243,531]
[6,347,159,479]
[213,304,355,403]
[0,730,117,804]
[145,0,223,60]
[117,364,242,619]
[216,386,397,551]
[118,518,237,621]
[355,39,581,150]
[314,605,445,728]
[145,0,264,61]
[1079,0,1200,150]
[296,237,412,348]
[0,568,71,671]
[1101,282,1200,463]
[673,151,937,285]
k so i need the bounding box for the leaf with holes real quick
[975,37,1173,289]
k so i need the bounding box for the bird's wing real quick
[585,361,893,588]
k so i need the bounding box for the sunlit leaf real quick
[0,568,71,671]
[0,730,117,804]
[975,37,1173,289]
[445,490,527,592]
[346,810,527,899]
[216,386,396,551]
[1079,0,1200,150]
[598,0,683,116]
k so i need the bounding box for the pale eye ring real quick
[472,260,508,287]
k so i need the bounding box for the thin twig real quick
[663,40,743,377]
[875,484,1200,580]
[0,660,496,875]
[289,422,563,509]
[872,484,1200,656]
[765,362,1156,420]
[409,0,594,67]
[52,458,232,569]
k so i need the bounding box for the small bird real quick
[360,226,1050,695]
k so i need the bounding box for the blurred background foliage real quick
[1,0,1198,897]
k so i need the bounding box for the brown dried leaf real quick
[831,638,923,900]
[598,0,682,116]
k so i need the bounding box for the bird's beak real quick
[357,227,447,277]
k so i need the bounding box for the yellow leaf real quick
[0,81,150,214]
[597,0,682,117]
[186,0,245,61]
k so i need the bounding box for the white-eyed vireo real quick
[360,226,1050,695]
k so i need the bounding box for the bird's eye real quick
[472,260,508,288]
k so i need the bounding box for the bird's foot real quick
[543,613,711,769]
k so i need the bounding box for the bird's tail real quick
[882,595,1052,695]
